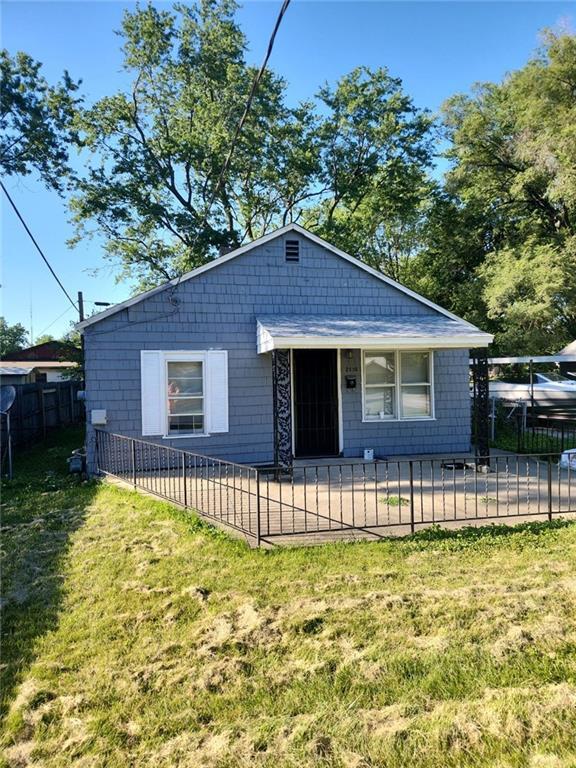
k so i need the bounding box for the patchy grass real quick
[2,429,576,767]
[379,495,409,507]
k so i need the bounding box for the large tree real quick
[441,31,576,352]
[33,334,55,345]
[71,1,309,285]
[401,193,491,327]
[0,50,81,192]
[479,237,576,354]
[305,67,433,283]
[0,317,28,357]
[70,1,433,288]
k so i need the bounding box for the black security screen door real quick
[293,349,339,457]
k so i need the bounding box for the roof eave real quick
[257,333,494,354]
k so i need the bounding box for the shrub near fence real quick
[1,381,84,448]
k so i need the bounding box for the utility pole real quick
[78,291,85,323]
[78,290,85,385]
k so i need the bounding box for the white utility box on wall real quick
[91,409,107,426]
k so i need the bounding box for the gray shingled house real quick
[78,224,492,471]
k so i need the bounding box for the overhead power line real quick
[208,0,292,219]
[1,0,292,338]
[34,304,75,338]
[170,0,292,298]
[1,179,79,313]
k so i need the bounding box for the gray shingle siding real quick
[84,234,471,470]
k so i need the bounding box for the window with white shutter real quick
[140,350,229,437]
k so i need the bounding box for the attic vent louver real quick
[285,239,300,262]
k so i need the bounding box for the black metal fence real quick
[96,430,576,545]
[516,412,576,454]
[1,380,84,448]
[95,430,261,539]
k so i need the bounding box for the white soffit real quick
[256,315,493,353]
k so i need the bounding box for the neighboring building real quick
[2,340,77,363]
[1,340,78,383]
[0,360,75,384]
[0,364,35,385]
[559,340,576,378]
[78,224,492,471]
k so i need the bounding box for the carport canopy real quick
[256,314,493,353]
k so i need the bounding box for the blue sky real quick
[2,1,574,342]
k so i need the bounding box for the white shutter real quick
[206,350,229,433]
[140,351,165,435]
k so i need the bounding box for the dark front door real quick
[293,349,339,458]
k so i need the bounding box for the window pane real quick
[168,396,203,416]
[166,359,205,435]
[168,378,203,396]
[169,414,204,434]
[401,385,431,417]
[365,387,395,419]
[365,353,395,385]
[168,361,203,396]
[401,352,429,384]
[168,361,202,378]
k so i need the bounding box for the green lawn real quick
[2,429,576,767]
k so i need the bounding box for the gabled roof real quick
[77,223,485,333]
[1,340,77,362]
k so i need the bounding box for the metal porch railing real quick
[95,430,576,545]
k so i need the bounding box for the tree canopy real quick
[33,334,56,346]
[440,31,576,352]
[0,50,82,193]
[4,3,576,354]
[70,1,433,287]
[0,317,28,357]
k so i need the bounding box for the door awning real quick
[256,315,493,353]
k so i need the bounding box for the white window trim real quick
[163,351,208,438]
[361,349,435,423]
